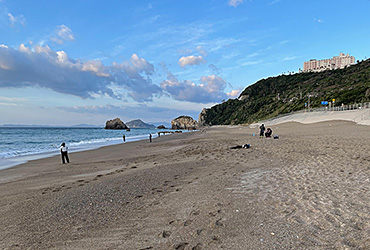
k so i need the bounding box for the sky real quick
[1,0,370,126]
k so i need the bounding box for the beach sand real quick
[0,121,369,249]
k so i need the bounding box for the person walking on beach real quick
[60,142,69,164]
[149,133,152,143]
[259,124,266,138]
[123,134,126,142]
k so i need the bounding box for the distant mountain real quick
[0,124,100,128]
[0,124,53,127]
[150,122,171,128]
[126,119,156,129]
[72,124,101,128]
[199,59,370,125]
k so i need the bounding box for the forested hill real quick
[199,59,370,125]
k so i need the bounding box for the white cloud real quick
[0,96,25,106]
[130,53,154,75]
[7,12,26,27]
[268,0,281,5]
[282,56,297,61]
[0,102,18,106]
[160,63,231,103]
[178,55,206,68]
[0,44,162,102]
[240,60,262,66]
[227,89,241,98]
[0,96,26,102]
[51,25,75,44]
[228,0,244,7]
[196,46,208,57]
[57,103,200,122]
[18,43,31,54]
[81,59,109,77]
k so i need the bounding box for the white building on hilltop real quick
[303,53,355,72]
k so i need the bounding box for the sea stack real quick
[104,118,128,129]
[171,116,198,130]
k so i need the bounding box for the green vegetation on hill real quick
[201,59,370,125]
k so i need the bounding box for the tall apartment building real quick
[303,53,355,72]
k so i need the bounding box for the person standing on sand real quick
[60,142,69,164]
[149,134,152,143]
[123,134,126,142]
[259,124,266,138]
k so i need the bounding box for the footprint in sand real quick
[184,220,193,226]
[192,243,202,250]
[190,210,200,216]
[211,236,221,243]
[162,230,171,238]
[174,242,188,250]
[215,219,224,227]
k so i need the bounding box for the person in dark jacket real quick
[265,128,272,138]
[259,124,266,138]
[60,142,69,164]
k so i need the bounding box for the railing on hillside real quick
[259,102,370,124]
[309,102,370,112]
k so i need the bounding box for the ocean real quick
[0,127,180,170]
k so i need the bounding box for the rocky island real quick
[171,116,198,130]
[104,118,128,129]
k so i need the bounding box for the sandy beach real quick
[0,120,369,249]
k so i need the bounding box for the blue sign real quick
[321,101,328,105]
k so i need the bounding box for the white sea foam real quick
[0,127,176,169]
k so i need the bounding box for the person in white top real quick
[60,142,69,164]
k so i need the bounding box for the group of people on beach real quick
[259,124,273,138]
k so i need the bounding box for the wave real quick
[0,128,174,164]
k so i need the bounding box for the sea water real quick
[0,127,180,170]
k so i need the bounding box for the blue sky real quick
[1,0,369,126]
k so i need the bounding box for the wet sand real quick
[0,121,369,249]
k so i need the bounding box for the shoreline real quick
[0,121,369,249]
[0,130,184,171]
